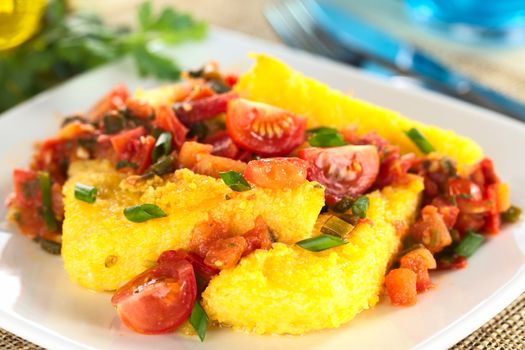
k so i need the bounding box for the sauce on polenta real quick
[6,56,519,339]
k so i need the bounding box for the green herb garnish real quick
[351,196,369,219]
[123,204,167,223]
[405,128,435,154]
[296,234,347,252]
[502,205,522,223]
[454,230,485,257]
[37,172,58,232]
[332,196,353,213]
[103,113,125,134]
[74,183,97,203]
[38,238,62,255]
[308,127,346,147]
[219,171,251,192]
[320,216,354,238]
[152,132,173,163]
[116,160,139,170]
[190,301,208,342]
[147,155,176,176]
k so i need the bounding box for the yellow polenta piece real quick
[202,175,423,334]
[61,160,324,291]
[235,54,483,166]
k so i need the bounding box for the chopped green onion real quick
[39,238,61,255]
[454,230,485,257]
[103,113,125,134]
[351,196,369,219]
[37,172,58,232]
[123,204,167,223]
[405,128,435,154]
[296,234,347,252]
[187,122,209,141]
[308,127,346,147]
[332,196,353,213]
[219,171,251,192]
[116,160,138,170]
[502,205,522,223]
[147,155,176,176]
[74,183,97,203]
[190,301,208,342]
[321,216,354,238]
[152,132,172,163]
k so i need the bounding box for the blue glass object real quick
[405,0,525,45]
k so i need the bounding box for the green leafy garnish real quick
[219,171,251,192]
[103,113,125,134]
[308,127,346,147]
[37,171,58,232]
[320,216,354,238]
[502,205,522,223]
[405,128,435,154]
[152,132,173,163]
[74,183,97,203]
[454,230,485,257]
[190,301,208,342]
[146,155,176,176]
[0,0,208,113]
[123,203,167,223]
[351,196,369,219]
[296,234,347,252]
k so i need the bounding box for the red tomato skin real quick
[153,106,188,149]
[13,169,40,208]
[110,127,155,174]
[204,236,248,270]
[157,250,219,284]
[299,145,380,203]
[87,84,129,121]
[399,248,436,293]
[226,99,307,157]
[174,92,238,125]
[204,131,240,159]
[385,268,418,306]
[243,158,308,190]
[242,216,273,255]
[111,259,197,335]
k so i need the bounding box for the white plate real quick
[0,28,524,350]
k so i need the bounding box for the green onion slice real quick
[74,183,97,203]
[321,216,354,238]
[123,204,167,223]
[37,171,58,232]
[308,127,346,147]
[219,171,251,192]
[190,301,208,342]
[405,128,435,154]
[351,195,369,219]
[454,230,485,257]
[332,196,353,213]
[502,205,522,223]
[296,234,348,252]
[39,238,61,255]
[103,113,125,134]
[152,132,173,163]
[116,160,138,170]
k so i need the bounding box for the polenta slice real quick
[235,54,483,167]
[61,160,324,291]
[203,176,423,334]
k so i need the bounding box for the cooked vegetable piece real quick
[147,155,176,176]
[399,247,436,293]
[410,205,452,253]
[123,204,167,223]
[454,230,485,257]
[153,106,188,148]
[39,238,62,255]
[190,301,208,342]
[74,183,97,204]
[308,127,346,147]
[320,216,354,238]
[502,205,522,223]
[152,132,172,163]
[174,92,238,125]
[351,196,369,219]
[38,171,58,231]
[405,128,435,154]
[219,171,251,192]
[296,234,347,252]
[385,268,418,306]
[243,158,308,189]
[116,160,138,170]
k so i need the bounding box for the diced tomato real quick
[110,127,146,154]
[189,219,230,257]
[399,247,436,293]
[111,258,196,334]
[242,216,273,255]
[57,121,95,140]
[448,178,482,200]
[125,99,154,119]
[385,268,418,306]
[204,236,248,270]
[86,84,129,121]
[204,131,240,159]
[299,145,380,204]
[110,127,155,174]
[431,199,460,229]
[157,250,219,285]
[223,74,238,87]
[31,138,73,183]
[226,99,306,157]
[184,83,215,101]
[410,205,452,253]
[437,256,467,270]
[13,169,40,208]
[174,92,238,125]
[243,158,308,190]
[455,212,485,233]
[179,141,213,169]
[193,154,247,178]
[153,106,188,149]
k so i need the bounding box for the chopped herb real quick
[502,205,522,223]
[190,301,208,342]
[405,128,435,154]
[454,230,485,257]
[219,171,251,192]
[37,172,58,232]
[440,158,457,176]
[152,132,173,163]
[351,196,369,219]
[39,238,61,255]
[116,160,138,170]
[308,127,346,147]
[103,112,125,134]
[74,183,97,203]
[332,196,353,213]
[321,216,354,238]
[187,122,209,141]
[296,234,347,252]
[123,204,167,223]
[209,80,231,94]
[147,155,176,176]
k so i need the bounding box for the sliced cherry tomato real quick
[153,106,188,149]
[204,131,240,159]
[448,178,482,200]
[174,92,238,125]
[86,84,129,121]
[204,236,247,270]
[110,127,155,174]
[179,141,213,169]
[111,258,196,334]
[299,145,379,203]
[385,268,418,306]
[226,99,306,157]
[243,157,308,189]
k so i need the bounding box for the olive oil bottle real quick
[0,0,47,50]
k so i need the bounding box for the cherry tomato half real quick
[299,145,379,203]
[111,258,197,335]
[226,99,306,157]
[244,157,308,189]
